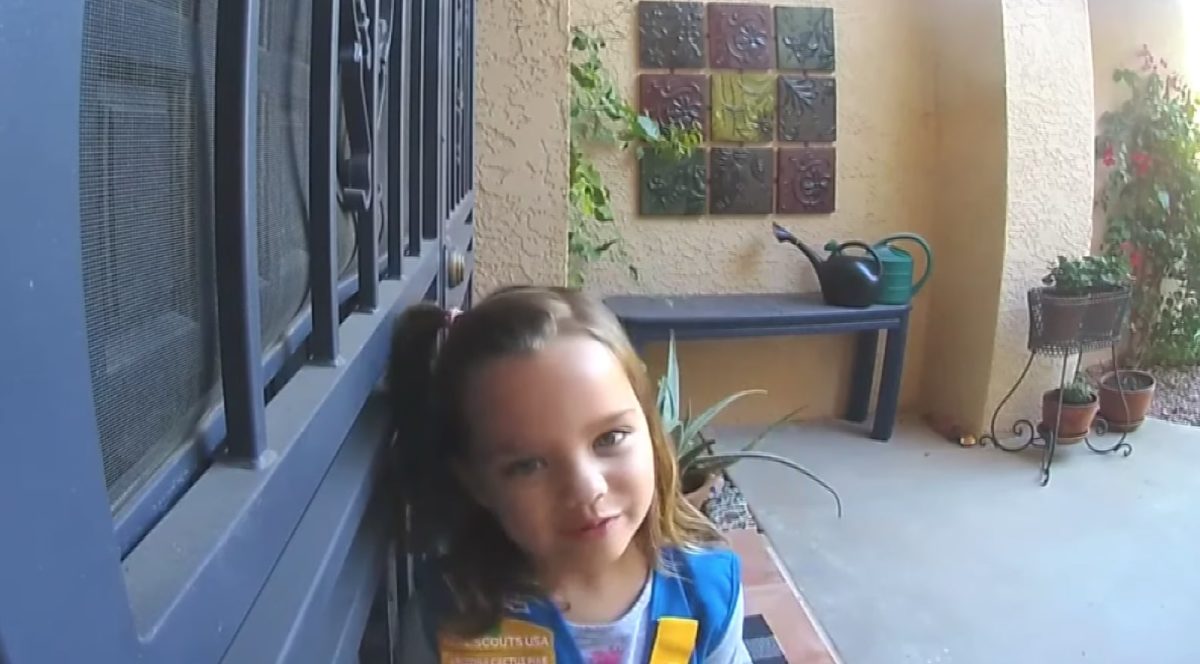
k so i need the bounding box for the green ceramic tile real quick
[639,149,707,216]
[775,7,835,71]
[711,73,775,143]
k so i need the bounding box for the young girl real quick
[390,286,752,664]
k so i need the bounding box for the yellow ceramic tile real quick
[711,73,775,143]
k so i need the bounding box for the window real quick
[0,0,475,660]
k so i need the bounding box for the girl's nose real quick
[564,456,608,507]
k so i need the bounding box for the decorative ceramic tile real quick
[778,147,835,214]
[639,149,707,216]
[776,6,835,71]
[638,1,705,69]
[711,73,774,142]
[710,148,774,215]
[708,3,774,70]
[639,74,709,136]
[778,76,836,142]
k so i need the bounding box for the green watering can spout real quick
[872,233,933,305]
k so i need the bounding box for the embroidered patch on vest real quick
[648,617,698,664]
[438,618,555,664]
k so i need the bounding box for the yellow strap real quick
[648,617,699,664]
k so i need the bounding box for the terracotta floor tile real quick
[726,529,786,588]
[745,585,837,664]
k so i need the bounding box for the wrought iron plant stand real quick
[980,287,1134,485]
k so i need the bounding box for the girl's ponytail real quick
[386,302,446,549]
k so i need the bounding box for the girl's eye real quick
[595,429,630,450]
[502,457,546,478]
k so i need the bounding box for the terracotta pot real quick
[1098,370,1156,432]
[1041,389,1099,443]
[683,472,723,512]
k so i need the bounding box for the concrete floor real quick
[719,417,1200,664]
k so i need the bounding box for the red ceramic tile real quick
[778,147,836,214]
[708,3,775,70]
[726,529,787,588]
[638,73,710,136]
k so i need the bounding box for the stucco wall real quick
[919,0,1008,434]
[469,0,1105,434]
[985,0,1096,424]
[472,0,570,294]
[573,0,938,425]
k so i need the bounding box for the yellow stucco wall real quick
[469,0,1116,434]
[573,0,939,425]
[919,0,1008,434]
[472,0,570,293]
[982,0,1096,430]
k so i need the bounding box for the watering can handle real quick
[879,233,933,295]
[836,241,883,275]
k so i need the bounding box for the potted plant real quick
[1041,375,1100,443]
[1098,369,1156,432]
[1038,255,1131,344]
[655,334,841,517]
[1095,48,1200,366]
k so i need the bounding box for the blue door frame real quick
[0,0,474,660]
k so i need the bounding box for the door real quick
[0,0,474,661]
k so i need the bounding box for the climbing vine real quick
[1096,47,1200,366]
[568,27,701,287]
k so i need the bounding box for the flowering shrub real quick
[1095,47,1200,365]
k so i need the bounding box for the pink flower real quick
[1130,151,1152,177]
[1101,144,1116,167]
[1120,241,1144,273]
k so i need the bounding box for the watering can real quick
[771,223,883,308]
[830,233,932,305]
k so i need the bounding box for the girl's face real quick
[461,336,657,574]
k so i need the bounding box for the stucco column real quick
[473,0,571,293]
[985,0,1096,427]
[923,0,1095,434]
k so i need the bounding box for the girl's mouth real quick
[571,515,618,538]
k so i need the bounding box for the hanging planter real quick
[1031,256,1132,350]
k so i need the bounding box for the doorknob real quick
[446,250,466,288]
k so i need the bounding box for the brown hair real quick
[388,285,720,636]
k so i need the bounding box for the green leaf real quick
[737,405,806,453]
[636,115,661,141]
[678,389,768,454]
[685,451,842,517]
[656,334,681,431]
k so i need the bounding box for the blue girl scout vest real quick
[418,546,742,664]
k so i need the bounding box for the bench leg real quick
[872,314,909,441]
[846,331,878,423]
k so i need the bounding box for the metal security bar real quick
[213,0,269,462]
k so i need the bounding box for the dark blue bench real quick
[603,292,911,441]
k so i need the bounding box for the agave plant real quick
[656,334,842,517]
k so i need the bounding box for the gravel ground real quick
[703,474,759,532]
[1148,365,1200,426]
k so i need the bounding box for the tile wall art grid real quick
[636,2,837,217]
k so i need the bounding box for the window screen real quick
[257,0,313,348]
[79,0,221,507]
